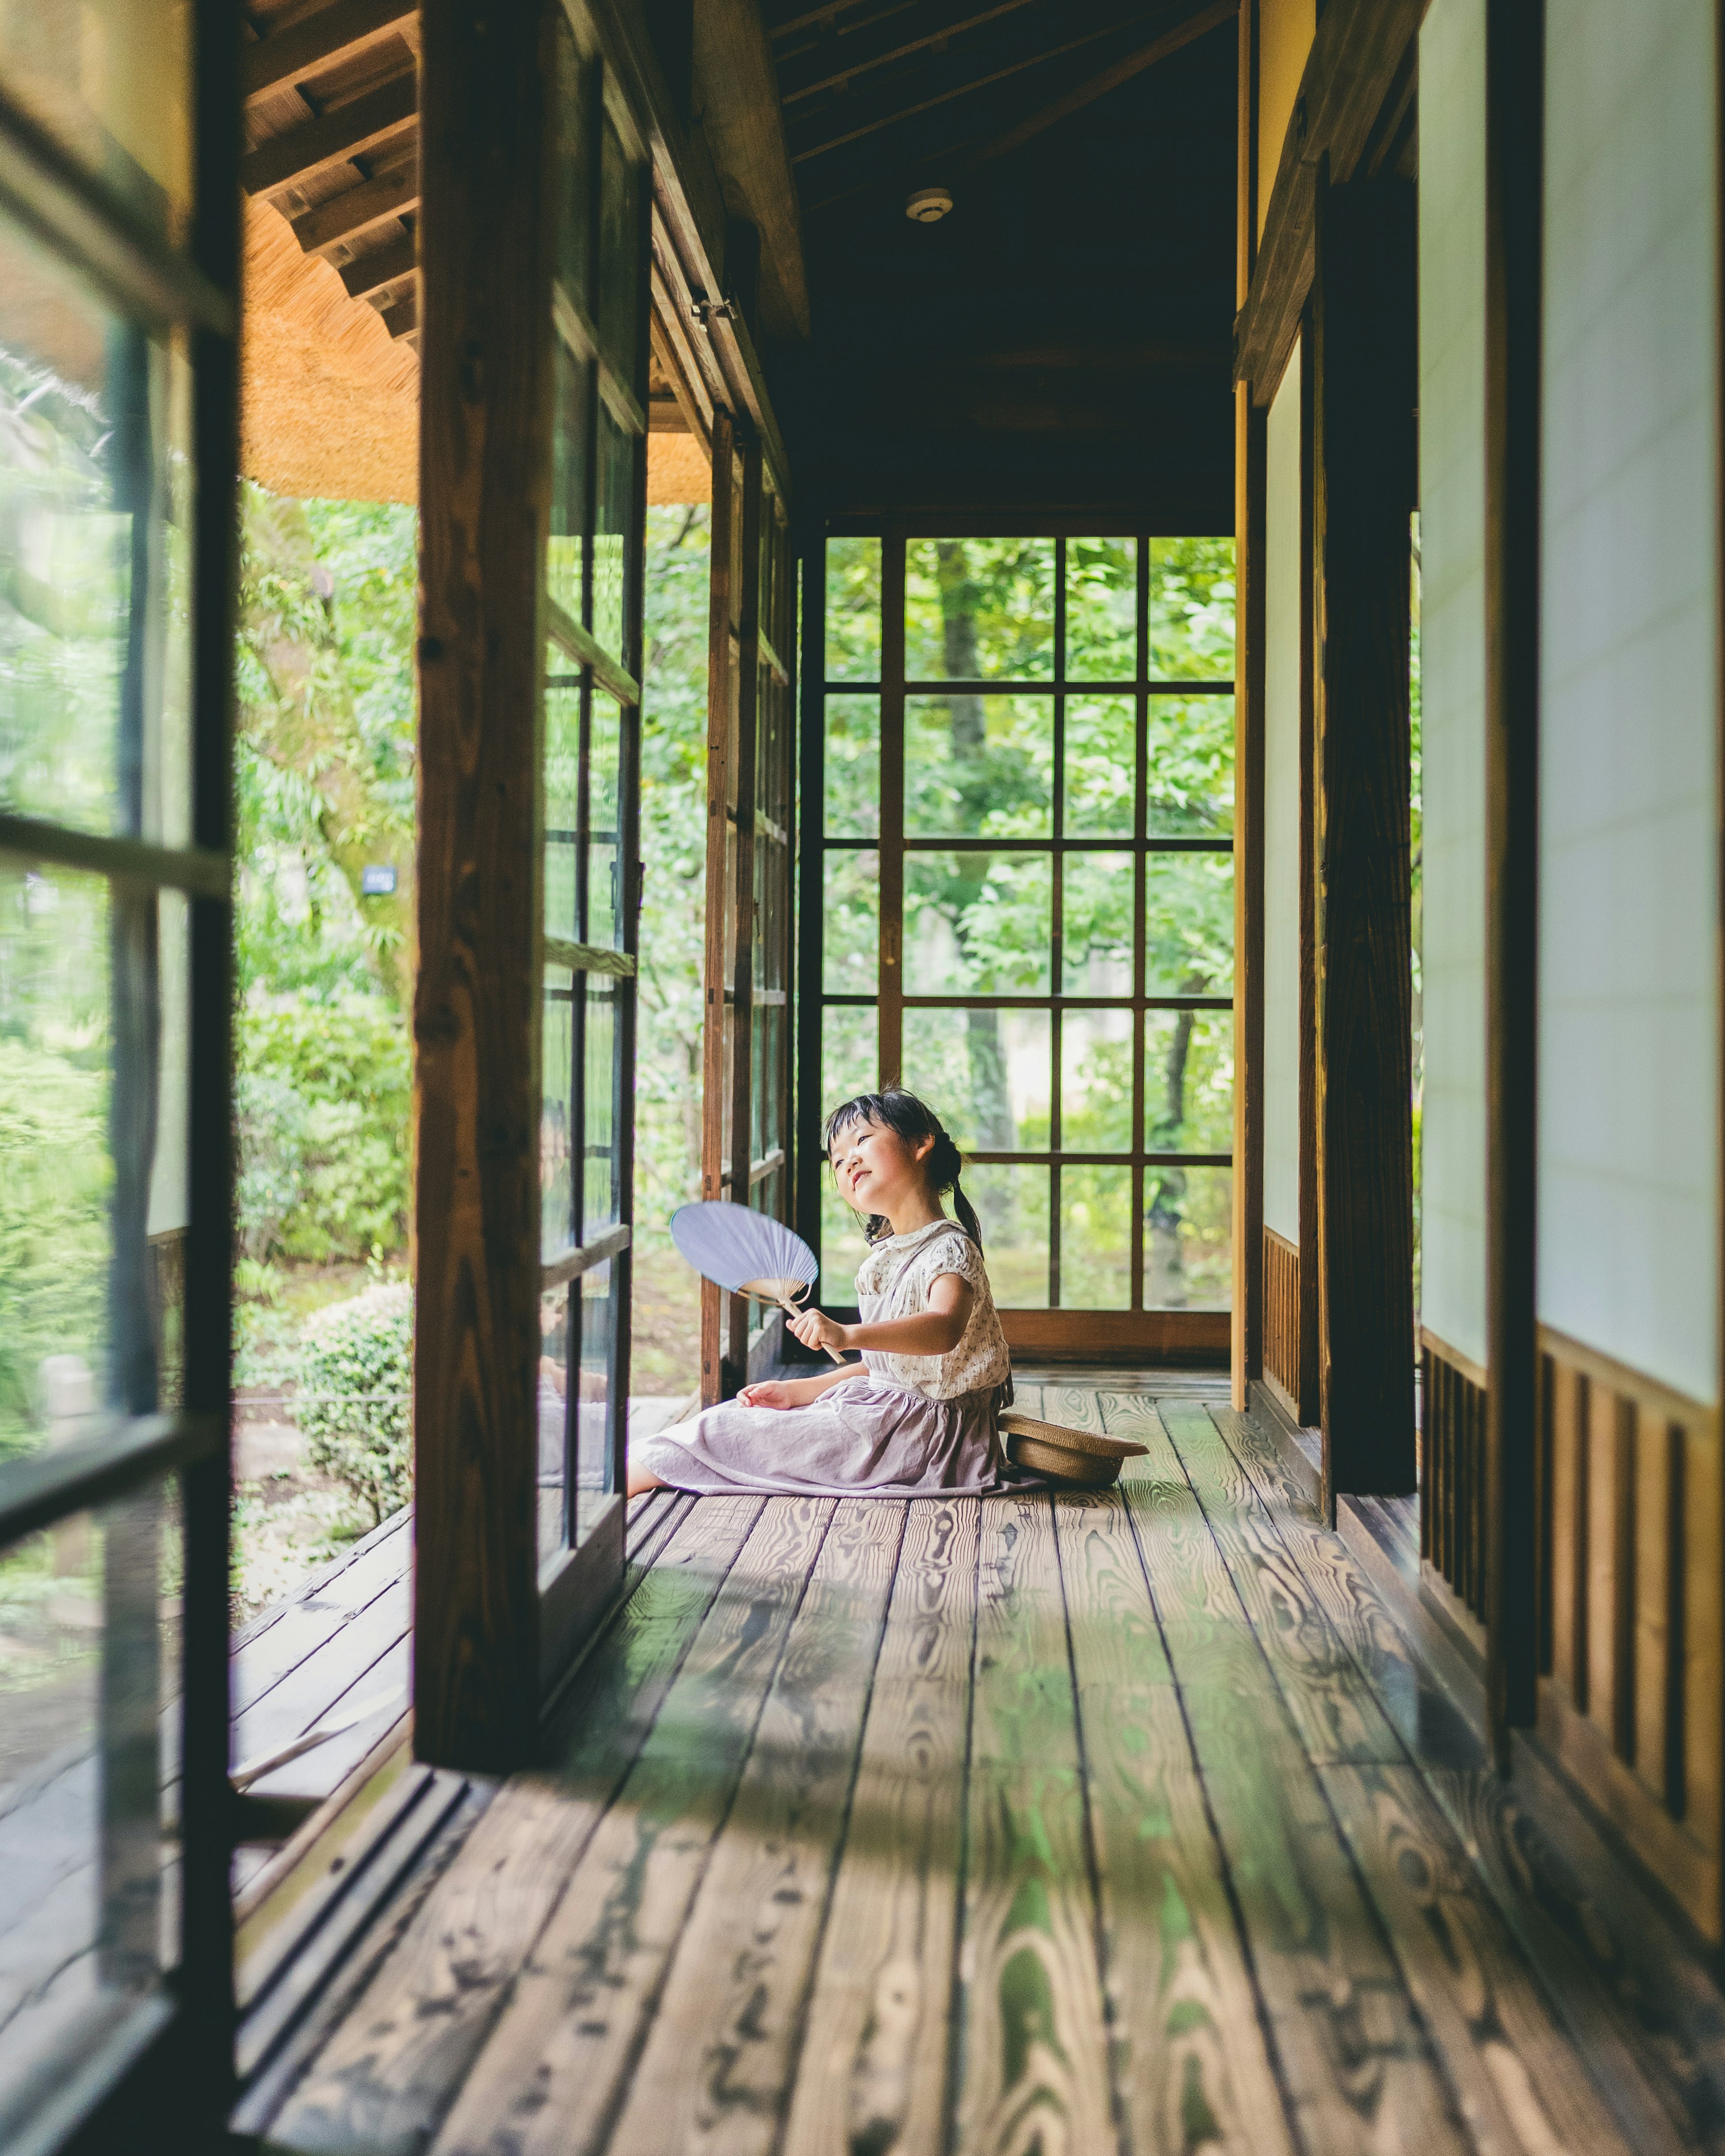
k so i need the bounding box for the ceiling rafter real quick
[242,69,417,196]
[243,0,418,106]
[787,4,1156,164]
[777,0,1040,108]
[290,163,419,254]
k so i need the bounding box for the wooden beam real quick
[692,0,810,340]
[1310,168,1417,1511]
[700,408,737,1407]
[379,287,418,338]
[777,0,1040,107]
[967,0,1236,168]
[242,70,418,198]
[1296,307,1320,1430]
[339,232,415,299]
[1482,0,1544,1762]
[243,0,418,105]
[1234,0,1420,404]
[412,0,550,1771]
[1231,0,1261,1411]
[291,164,419,253]
[727,434,765,1386]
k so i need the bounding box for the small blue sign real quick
[361,864,398,896]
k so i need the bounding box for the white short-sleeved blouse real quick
[854,1218,1012,1401]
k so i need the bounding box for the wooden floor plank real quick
[954,1488,1113,2156]
[1103,1395,1470,2156]
[262,1493,765,2156]
[427,1497,836,2156]
[779,1496,979,2156]
[1055,1484,1297,2156]
[1321,1761,1642,2156]
[1208,1407,1486,1771]
[1156,1401,1404,1766]
[602,1498,904,2156]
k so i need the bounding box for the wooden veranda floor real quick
[238,1374,1715,2156]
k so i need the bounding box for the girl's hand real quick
[738,1379,811,1409]
[788,1306,852,1357]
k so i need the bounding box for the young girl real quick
[628,1090,1014,1497]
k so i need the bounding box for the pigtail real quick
[950,1175,985,1251]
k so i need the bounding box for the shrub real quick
[236,991,410,1262]
[295,1282,412,1528]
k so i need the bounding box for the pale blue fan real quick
[668,1201,843,1361]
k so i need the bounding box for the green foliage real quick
[0,1044,109,1455]
[295,1282,412,1528]
[236,992,411,1262]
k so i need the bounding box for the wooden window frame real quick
[805,524,1235,1361]
[0,9,242,2138]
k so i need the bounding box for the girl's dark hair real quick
[822,1089,984,1249]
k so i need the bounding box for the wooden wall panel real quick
[1262,1227,1303,1414]
[1535,1326,1722,1939]
[1420,1331,1487,1620]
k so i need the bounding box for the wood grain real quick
[1055,1483,1295,2156]
[428,1498,835,2156]
[953,1488,1112,2155]
[267,1495,764,2154]
[603,1499,904,2156]
[779,1496,978,2156]
[1107,1398,1465,2154]
[1322,1762,1638,2156]
[1157,1400,1402,1764]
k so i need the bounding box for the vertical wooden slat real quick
[878,532,906,1086]
[1295,305,1321,1432]
[1572,1371,1592,1716]
[415,0,554,1768]
[1482,0,1545,1757]
[1537,1351,1555,1674]
[701,408,737,1406]
[1550,1362,1578,1703]
[1586,1378,1615,1737]
[1685,1417,1721,1852]
[1634,1405,1671,1790]
[726,435,763,1388]
[1612,1395,1637,1764]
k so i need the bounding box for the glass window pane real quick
[905,851,1050,995]
[1063,698,1135,837]
[1144,1012,1234,1153]
[1066,538,1137,682]
[1147,694,1234,836]
[0,863,115,1460]
[905,538,1054,682]
[582,973,618,1243]
[597,111,640,383]
[818,1006,876,1299]
[575,1261,615,1539]
[0,1485,180,2147]
[906,695,1052,838]
[594,390,635,660]
[1060,1009,1132,1152]
[902,1007,1048,1154]
[0,222,193,846]
[1144,853,1234,997]
[1149,536,1236,681]
[548,340,591,624]
[554,14,593,314]
[825,536,880,681]
[823,849,878,994]
[541,966,575,1259]
[1145,1164,1232,1309]
[0,1,191,239]
[588,693,622,949]
[1059,1167,1131,1307]
[1062,851,1134,995]
[539,1282,570,1561]
[965,1164,1048,1307]
[823,696,879,837]
[545,662,579,942]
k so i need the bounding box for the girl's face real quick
[829,1116,934,1216]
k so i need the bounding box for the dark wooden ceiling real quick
[756,0,1239,525]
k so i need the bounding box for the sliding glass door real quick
[807,531,1234,1357]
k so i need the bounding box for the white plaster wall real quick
[1417,0,1489,1369]
[1539,0,1719,1404]
[1263,337,1303,1242]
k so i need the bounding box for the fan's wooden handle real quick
[775,1293,845,1363]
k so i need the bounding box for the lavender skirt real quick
[634,1377,1013,1499]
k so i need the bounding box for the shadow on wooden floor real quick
[232,1373,1725,2156]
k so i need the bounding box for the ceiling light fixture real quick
[905,186,953,224]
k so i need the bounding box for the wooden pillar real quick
[1232,0,1265,1411]
[1483,0,1544,1757]
[727,435,765,1387]
[795,526,826,1265]
[701,408,738,1405]
[1311,166,1418,1510]
[413,0,553,1766]
[1296,316,1322,1429]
